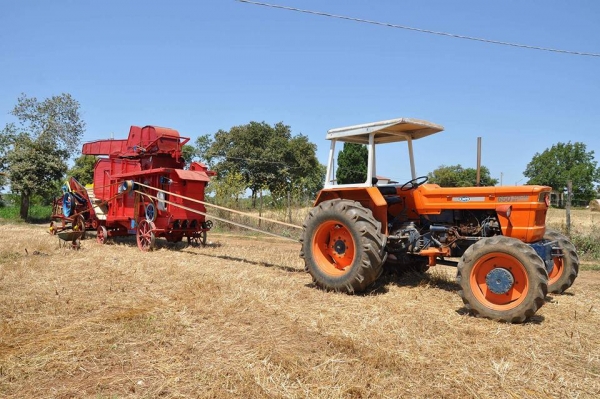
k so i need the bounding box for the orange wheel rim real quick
[312,220,356,277]
[548,258,564,285]
[469,253,529,311]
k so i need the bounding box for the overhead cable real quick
[237,0,600,57]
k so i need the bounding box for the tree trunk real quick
[20,193,30,220]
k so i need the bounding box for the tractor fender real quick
[313,187,388,234]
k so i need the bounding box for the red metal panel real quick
[174,169,211,182]
[82,139,127,156]
[93,159,112,200]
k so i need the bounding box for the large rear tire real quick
[300,199,386,293]
[457,236,548,323]
[544,229,579,294]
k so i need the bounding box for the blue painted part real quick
[485,268,514,295]
[62,193,74,217]
[130,219,137,229]
[145,203,156,221]
[72,192,87,205]
[160,176,172,185]
[529,241,554,274]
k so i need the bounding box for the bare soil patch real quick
[1,223,599,398]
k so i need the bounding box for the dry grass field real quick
[1,212,599,398]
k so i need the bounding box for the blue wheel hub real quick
[485,268,515,295]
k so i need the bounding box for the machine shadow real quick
[367,266,461,296]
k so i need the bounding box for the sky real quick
[1,0,599,188]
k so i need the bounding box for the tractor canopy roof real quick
[326,118,444,144]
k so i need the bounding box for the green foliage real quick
[205,121,323,206]
[67,154,96,185]
[181,145,197,168]
[570,227,600,262]
[524,142,600,202]
[1,93,85,219]
[427,164,498,187]
[0,204,52,222]
[0,172,6,193]
[206,171,247,210]
[336,143,368,185]
[194,134,214,167]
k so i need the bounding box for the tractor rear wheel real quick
[457,236,548,323]
[300,199,386,293]
[544,229,579,294]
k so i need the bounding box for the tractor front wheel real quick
[544,229,579,294]
[136,219,156,251]
[300,199,386,293]
[457,236,548,323]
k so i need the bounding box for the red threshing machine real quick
[51,125,216,251]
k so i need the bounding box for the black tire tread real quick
[300,199,386,293]
[456,236,548,323]
[544,229,579,294]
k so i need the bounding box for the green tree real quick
[427,164,498,187]
[524,142,600,202]
[336,143,368,184]
[207,121,323,207]
[0,94,85,219]
[181,144,196,168]
[194,134,214,167]
[67,154,96,185]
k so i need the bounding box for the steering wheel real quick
[400,176,428,191]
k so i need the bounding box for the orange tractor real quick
[300,118,578,322]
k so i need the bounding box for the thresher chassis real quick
[51,178,302,250]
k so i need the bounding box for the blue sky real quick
[1,0,599,187]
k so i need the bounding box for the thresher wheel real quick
[457,236,548,323]
[187,231,207,247]
[97,225,108,245]
[73,215,86,240]
[300,199,386,293]
[136,219,156,251]
[544,229,579,294]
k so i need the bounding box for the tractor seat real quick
[377,186,403,205]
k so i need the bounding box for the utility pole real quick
[476,137,482,186]
[566,181,572,236]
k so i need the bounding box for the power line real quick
[237,0,600,57]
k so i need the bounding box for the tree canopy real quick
[67,154,97,186]
[524,141,600,202]
[200,121,324,206]
[427,164,498,187]
[0,93,85,218]
[336,143,368,185]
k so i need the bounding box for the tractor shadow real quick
[369,265,461,296]
[178,247,305,274]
